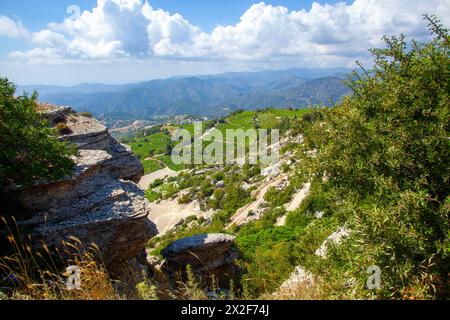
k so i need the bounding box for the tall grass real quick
[0,217,119,300]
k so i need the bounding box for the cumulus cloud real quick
[0,16,29,39]
[3,0,450,67]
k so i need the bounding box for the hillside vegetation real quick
[143,17,449,300]
[0,79,76,192]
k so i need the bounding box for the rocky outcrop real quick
[160,233,239,287]
[271,266,317,299]
[1,106,157,277]
[315,226,350,258]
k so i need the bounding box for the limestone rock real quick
[1,107,156,277]
[280,266,315,292]
[261,163,281,177]
[161,233,239,286]
[274,266,316,299]
[215,181,225,188]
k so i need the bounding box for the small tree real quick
[0,78,76,191]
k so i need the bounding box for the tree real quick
[166,143,173,156]
[0,78,76,192]
[302,16,449,298]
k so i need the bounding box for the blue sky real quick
[0,0,448,85]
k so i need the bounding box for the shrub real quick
[0,78,76,192]
[80,111,93,118]
[302,16,450,299]
[178,193,192,204]
[150,179,163,188]
[52,115,67,124]
[55,122,72,135]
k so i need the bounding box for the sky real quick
[0,0,449,85]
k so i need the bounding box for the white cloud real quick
[0,16,29,39]
[2,0,450,68]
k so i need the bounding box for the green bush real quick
[178,193,192,204]
[302,16,450,299]
[0,78,76,192]
[144,190,160,203]
[55,122,72,135]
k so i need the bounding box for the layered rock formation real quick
[1,106,157,277]
[160,233,239,287]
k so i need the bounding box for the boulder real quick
[161,233,239,287]
[261,163,281,177]
[0,107,157,278]
[273,266,316,299]
[215,181,225,188]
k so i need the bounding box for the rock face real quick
[1,106,157,277]
[161,233,239,286]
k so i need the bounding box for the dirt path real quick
[227,174,287,227]
[138,167,178,190]
[275,182,311,226]
[147,193,214,235]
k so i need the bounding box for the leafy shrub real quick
[0,78,76,192]
[144,190,161,203]
[52,115,66,124]
[302,16,450,299]
[150,179,163,188]
[178,193,192,204]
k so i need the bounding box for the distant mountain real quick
[18,68,353,123]
[17,83,123,96]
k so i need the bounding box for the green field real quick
[129,108,310,173]
[128,130,186,173]
[128,132,171,159]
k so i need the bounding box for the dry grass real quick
[0,217,120,300]
[266,282,325,300]
[35,103,57,112]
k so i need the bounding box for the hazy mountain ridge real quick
[18,68,353,121]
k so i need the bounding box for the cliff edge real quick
[1,106,157,277]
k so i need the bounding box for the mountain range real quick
[18,68,353,123]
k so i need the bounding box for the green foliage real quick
[129,132,171,159]
[302,17,450,298]
[155,154,184,171]
[178,193,192,204]
[144,189,160,203]
[55,122,72,135]
[136,281,157,300]
[0,78,76,192]
[141,159,164,174]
